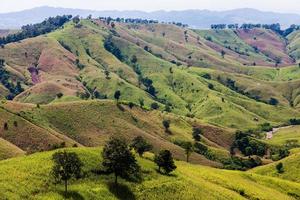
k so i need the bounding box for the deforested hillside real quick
[1,18,300,131]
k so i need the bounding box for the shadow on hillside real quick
[107,182,136,200]
[58,190,84,200]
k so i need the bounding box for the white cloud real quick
[0,0,299,13]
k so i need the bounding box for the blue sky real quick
[1,0,300,13]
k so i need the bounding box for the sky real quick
[0,0,300,13]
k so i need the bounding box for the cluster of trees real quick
[99,17,159,25]
[231,130,290,162]
[210,23,282,33]
[140,77,157,97]
[98,17,187,28]
[232,131,267,157]
[0,15,72,45]
[0,59,24,100]
[289,118,300,125]
[104,34,124,61]
[52,136,176,196]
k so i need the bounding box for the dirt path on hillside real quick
[265,126,293,140]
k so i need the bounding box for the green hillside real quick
[1,147,300,200]
[252,148,300,183]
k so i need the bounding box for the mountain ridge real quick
[1,6,300,29]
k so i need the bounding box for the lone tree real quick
[221,50,226,58]
[130,136,153,157]
[276,162,284,173]
[162,120,170,132]
[154,150,177,174]
[183,142,193,162]
[51,151,83,195]
[72,16,80,24]
[114,90,121,102]
[102,137,141,185]
[192,127,202,141]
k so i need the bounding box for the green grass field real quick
[1,147,300,200]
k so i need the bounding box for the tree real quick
[56,93,63,99]
[102,137,141,184]
[154,150,177,174]
[162,120,170,132]
[245,146,253,157]
[114,90,121,102]
[131,55,138,64]
[104,70,110,79]
[183,142,193,162]
[269,98,279,106]
[130,136,153,157]
[151,102,159,110]
[52,151,83,195]
[192,127,202,141]
[221,50,226,58]
[138,98,144,108]
[72,16,80,24]
[276,162,284,173]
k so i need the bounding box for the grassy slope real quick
[1,100,230,166]
[236,29,293,66]
[252,148,300,183]
[0,104,80,155]
[264,126,300,146]
[195,29,273,66]
[0,20,300,129]
[288,30,300,62]
[1,147,300,200]
[0,138,25,160]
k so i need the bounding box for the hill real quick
[252,148,300,183]
[1,19,300,131]
[0,100,233,166]
[1,147,300,199]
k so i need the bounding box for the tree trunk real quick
[115,173,118,185]
[64,179,68,196]
[186,154,189,163]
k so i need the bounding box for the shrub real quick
[276,162,284,173]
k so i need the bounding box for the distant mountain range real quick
[1,6,300,29]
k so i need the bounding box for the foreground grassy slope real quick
[1,147,300,200]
